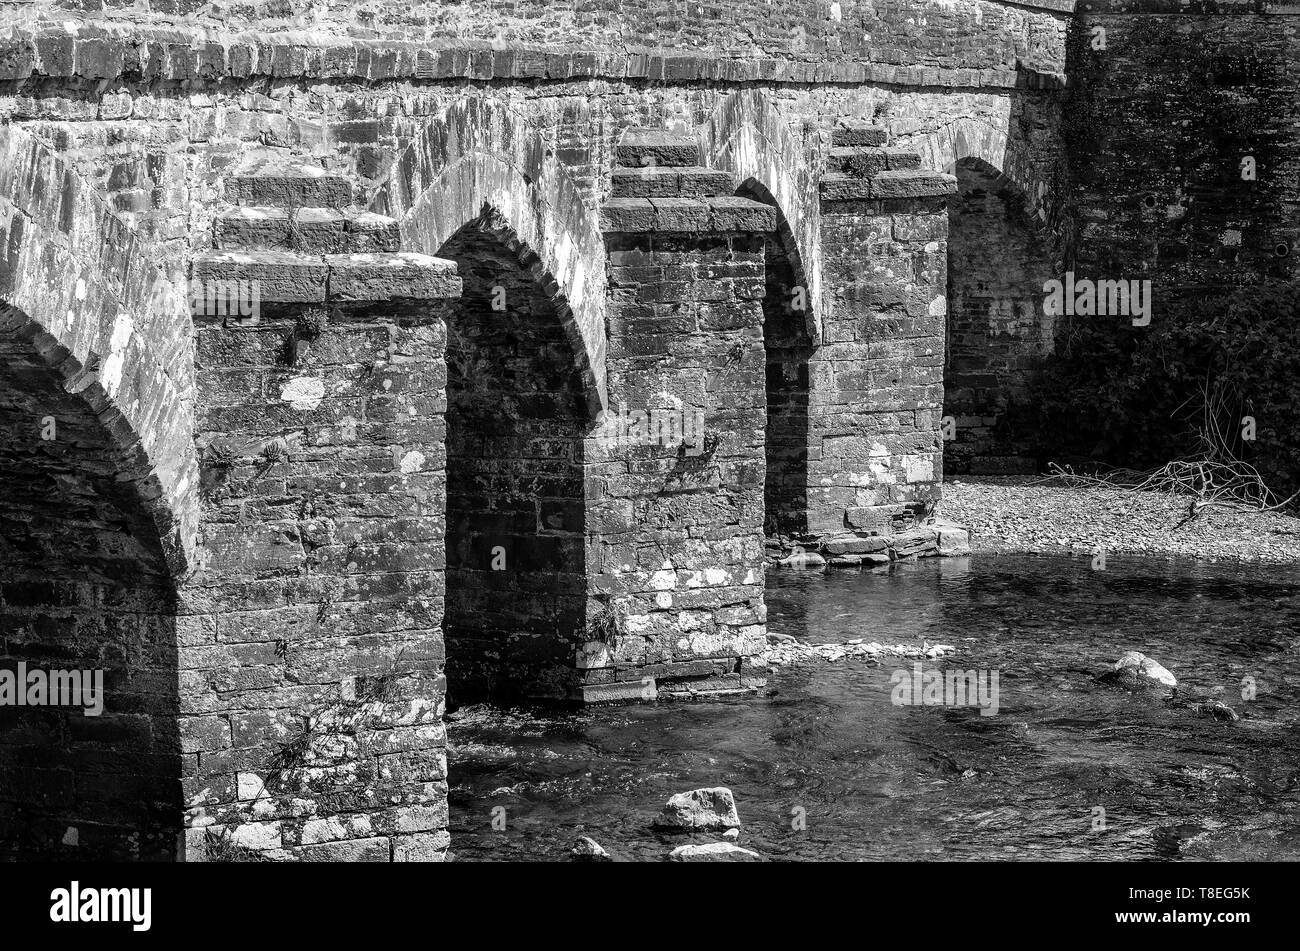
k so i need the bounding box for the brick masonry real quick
[1,0,1296,860]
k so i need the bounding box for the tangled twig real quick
[1038,380,1300,523]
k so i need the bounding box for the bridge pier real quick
[589,132,775,702]
[183,164,461,861]
[807,123,959,561]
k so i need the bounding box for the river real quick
[447,554,1300,861]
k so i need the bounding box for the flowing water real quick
[446,554,1300,861]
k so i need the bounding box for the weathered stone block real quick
[832,122,888,147]
[611,166,732,198]
[615,129,702,167]
[227,163,353,208]
[600,197,656,232]
[191,250,327,305]
[326,252,461,301]
[708,196,778,232]
[581,679,656,703]
[870,170,958,199]
[829,147,888,177]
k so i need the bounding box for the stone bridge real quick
[1,0,1296,861]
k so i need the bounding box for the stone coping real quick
[0,26,1040,88]
[820,170,958,201]
[190,250,461,306]
[600,196,777,233]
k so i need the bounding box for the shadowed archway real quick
[944,157,1059,475]
[736,179,815,539]
[436,210,590,706]
[0,305,181,861]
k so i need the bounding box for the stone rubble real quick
[760,633,956,668]
[668,842,762,862]
[571,836,612,861]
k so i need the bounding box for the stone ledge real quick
[581,657,739,684]
[827,147,923,177]
[226,166,354,209]
[600,196,776,233]
[191,249,327,304]
[190,250,460,308]
[820,170,958,202]
[832,122,888,148]
[615,130,702,168]
[214,206,401,253]
[328,252,461,301]
[828,147,887,177]
[610,166,734,198]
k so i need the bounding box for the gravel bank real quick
[940,476,1300,564]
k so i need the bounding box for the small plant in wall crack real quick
[276,185,309,251]
[203,828,268,863]
[668,428,722,488]
[203,440,237,471]
[262,650,414,793]
[264,715,316,792]
[286,307,329,365]
[258,436,292,470]
[586,596,626,645]
[199,439,239,501]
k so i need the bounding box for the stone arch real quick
[699,89,822,342]
[942,152,1060,476]
[371,97,607,415]
[0,125,198,576]
[434,208,591,705]
[735,176,816,538]
[0,300,183,860]
[905,113,1053,232]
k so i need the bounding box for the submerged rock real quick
[1153,822,1205,857]
[778,550,826,569]
[668,842,761,862]
[655,787,741,831]
[1195,700,1241,722]
[1168,690,1240,722]
[571,836,611,861]
[1097,651,1177,691]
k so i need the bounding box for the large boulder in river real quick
[1097,651,1177,692]
[571,836,611,861]
[655,787,741,831]
[668,842,761,862]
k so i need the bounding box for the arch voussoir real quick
[0,124,198,577]
[372,100,608,415]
